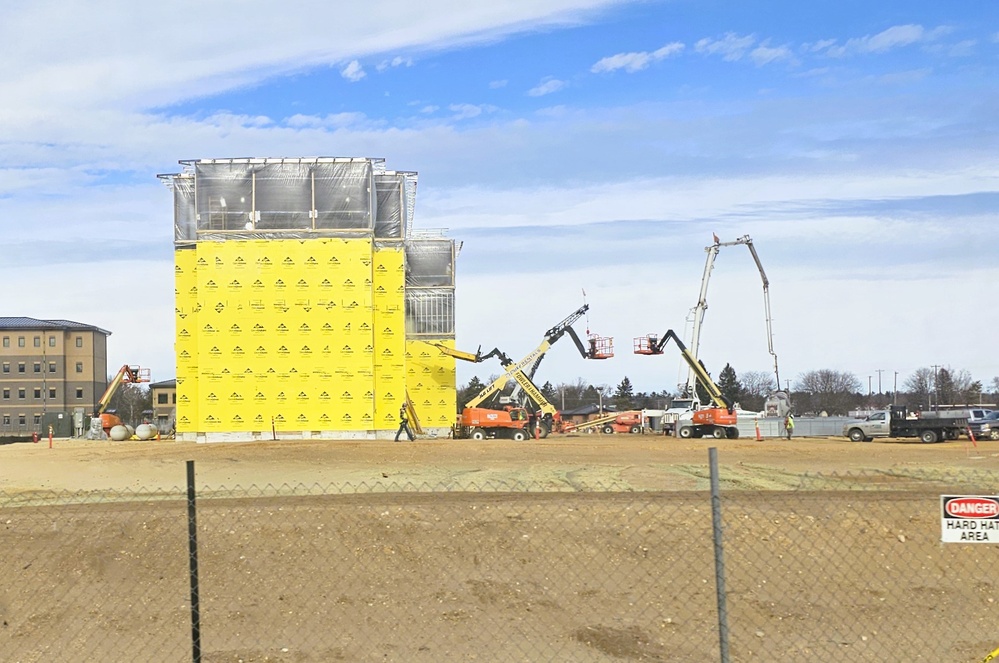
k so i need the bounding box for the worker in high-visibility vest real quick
[784,413,795,440]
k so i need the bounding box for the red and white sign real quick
[941,495,999,543]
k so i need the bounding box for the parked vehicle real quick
[563,411,643,434]
[843,406,968,443]
[967,409,997,440]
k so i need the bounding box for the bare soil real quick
[2,434,998,662]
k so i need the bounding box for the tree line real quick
[458,365,999,416]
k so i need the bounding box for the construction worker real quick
[395,405,414,442]
[784,413,795,440]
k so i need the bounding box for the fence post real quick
[709,447,730,663]
[186,460,202,663]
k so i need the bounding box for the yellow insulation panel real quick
[372,246,407,429]
[406,339,458,429]
[174,237,408,434]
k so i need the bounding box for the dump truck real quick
[842,406,968,443]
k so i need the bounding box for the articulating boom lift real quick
[634,329,738,439]
[432,304,613,440]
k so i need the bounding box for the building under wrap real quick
[160,157,457,442]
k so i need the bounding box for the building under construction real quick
[161,157,457,441]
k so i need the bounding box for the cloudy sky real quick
[2,0,997,397]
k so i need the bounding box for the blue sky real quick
[1,0,997,396]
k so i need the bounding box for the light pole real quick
[893,371,898,405]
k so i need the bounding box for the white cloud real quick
[822,24,942,58]
[749,42,793,66]
[590,41,684,73]
[528,77,567,96]
[448,103,497,119]
[489,79,509,89]
[340,60,367,81]
[376,55,414,71]
[695,33,756,61]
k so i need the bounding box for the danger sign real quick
[941,495,999,543]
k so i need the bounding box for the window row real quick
[1,414,48,426]
[2,335,86,348]
[2,388,86,399]
[2,362,86,373]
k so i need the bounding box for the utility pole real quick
[876,369,884,394]
[931,365,941,410]
[893,371,898,405]
[868,375,872,397]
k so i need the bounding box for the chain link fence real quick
[1,460,997,662]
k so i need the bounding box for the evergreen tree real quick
[613,377,635,410]
[456,376,485,412]
[717,363,741,406]
[540,380,558,406]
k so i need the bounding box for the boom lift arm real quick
[94,365,151,417]
[634,330,734,413]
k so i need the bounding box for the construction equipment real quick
[634,330,738,439]
[87,364,151,438]
[562,410,644,435]
[683,234,781,402]
[441,304,613,440]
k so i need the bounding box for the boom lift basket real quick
[633,335,663,355]
[588,335,614,359]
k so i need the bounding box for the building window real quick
[2,362,8,373]
[18,337,25,347]
[2,415,8,425]
[172,393,177,404]
[18,389,25,399]
[33,414,41,425]
[2,388,8,399]
[33,362,41,373]
[33,336,41,347]
[48,336,56,347]
[18,363,25,373]
[76,362,84,373]
[18,415,25,426]
[49,388,56,399]
[33,388,41,399]
[2,336,8,347]
[76,388,84,399]
[76,336,83,348]
[157,393,169,404]
[49,362,56,373]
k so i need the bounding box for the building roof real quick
[0,317,111,335]
[149,379,176,389]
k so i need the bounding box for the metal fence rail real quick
[1,463,997,662]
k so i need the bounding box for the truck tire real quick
[629,425,641,434]
[847,428,867,443]
[678,426,694,439]
[470,428,486,440]
[511,429,528,441]
[712,426,726,439]
[991,429,999,441]
[602,424,615,434]
[537,422,551,439]
[726,427,739,439]
[919,429,939,444]
[945,429,960,440]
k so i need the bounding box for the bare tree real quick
[739,370,777,411]
[904,368,935,408]
[795,369,862,415]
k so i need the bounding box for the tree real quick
[936,367,955,405]
[540,381,558,407]
[456,376,485,412]
[717,364,741,407]
[107,383,151,427]
[904,368,935,409]
[556,378,591,411]
[739,370,777,412]
[795,369,862,415]
[613,377,635,410]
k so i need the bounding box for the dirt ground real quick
[2,434,999,662]
[2,431,998,494]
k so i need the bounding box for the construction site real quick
[156,159,794,443]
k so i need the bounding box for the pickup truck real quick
[843,406,968,443]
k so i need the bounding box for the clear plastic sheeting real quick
[313,161,375,230]
[171,175,196,241]
[254,162,312,230]
[405,239,454,287]
[405,289,454,337]
[374,172,404,238]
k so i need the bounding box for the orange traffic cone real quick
[755,419,763,441]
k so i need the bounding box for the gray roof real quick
[150,379,176,388]
[0,317,111,335]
